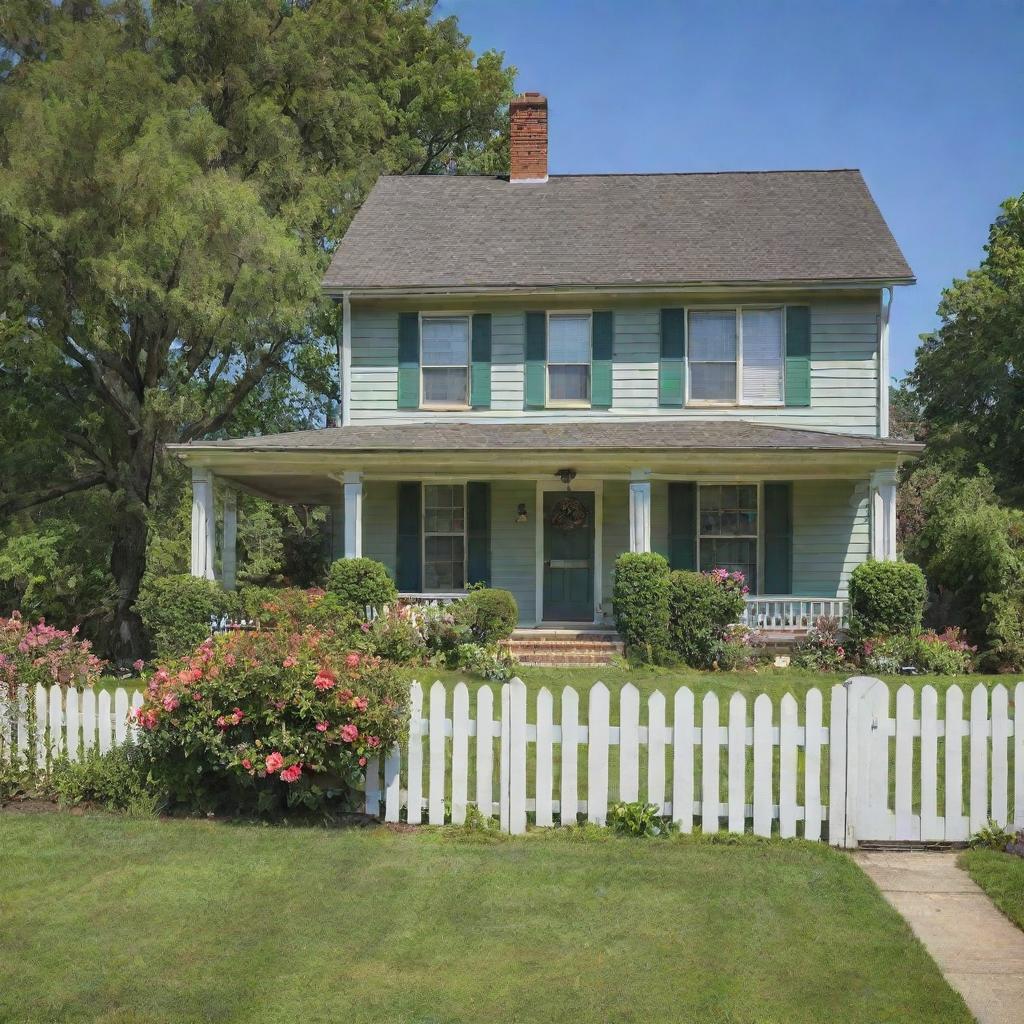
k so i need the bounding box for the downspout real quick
[338,290,352,427]
[878,286,892,438]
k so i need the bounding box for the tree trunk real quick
[109,490,149,667]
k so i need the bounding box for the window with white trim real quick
[423,484,465,590]
[698,484,758,591]
[687,307,784,405]
[421,316,469,406]
[547,313,591,403]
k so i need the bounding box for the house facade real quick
[173,92,918,631]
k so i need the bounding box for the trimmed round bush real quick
[613,552,670,663]
[325,557,397,613]
[849,560,926,640]
[459,588,518,643]
[667,570,746,669]
[136,573,231,660]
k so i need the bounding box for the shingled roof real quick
[322,170,914,293]
[174,420,918,454]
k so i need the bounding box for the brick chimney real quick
[509,92,548,183]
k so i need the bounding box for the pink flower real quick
[225,653,236,668]
[345,652,361,668]
[280,763,303,784]
[316,721,329,732]
[265,752,284,774]
[162,693,179,712]
[360,622,371,634]
[340,723,359,743]
[367,735,381,749]
[283,656,297,668]
[353,696,368,712]
[314,669,336,691]
[133,659,145,672]
[242,758,253,771]
[358,756,367,767]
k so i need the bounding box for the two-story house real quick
[173,92,918,641]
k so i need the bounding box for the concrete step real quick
[504,640,625,653]
[515,653,623,666]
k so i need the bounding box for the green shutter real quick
[785,306,811,407]
[659,308,686,407]
[466,482,491,586]
[667,482,697,570]
[471,314,492,408]
[397,313,420,409]
[525,311,546,408]
[763,482,793,594]
[396,482,422,592]
[590,310,613,409]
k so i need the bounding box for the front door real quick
[543,490,595,622]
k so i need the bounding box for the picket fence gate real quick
[4,677,1022,847]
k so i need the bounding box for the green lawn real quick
[0,814,971,1023]
[960,848,1024,931]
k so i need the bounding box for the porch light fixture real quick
[516,503,528,523]
[556,468,576,489]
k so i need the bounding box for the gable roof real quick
[323,170,914,294]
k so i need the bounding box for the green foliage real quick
[794,616,848,672]
[455,643,517,682]
[51,747,161,816]
[861,629,974,676]
[667,571,747,669]
[613,553,671,663]
[608,801,675,838]
[326,558,397,613]
[135,574,231,661]
[458,588,518,643]
[234,586,363,639]
[368,606,425,664]
[848,561,926,640]
[968,820,1014,851]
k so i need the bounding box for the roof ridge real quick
[378,168,864,180]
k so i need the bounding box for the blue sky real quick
[439,0,1024,379]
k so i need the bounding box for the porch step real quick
[502,629,624,667]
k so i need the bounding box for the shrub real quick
[968,820,1014,851]
[0,611,105,692]
[667,569,747,669]
[325,557,397,613]
[794,616,848,672]
[458,588,518,644]
[608,801,674,838]
[613,552,670,663]
[982,593,1024,672]
[367,605,424,664]
[51,745,160,815]
[861,628,974,676]
[235,586,364,639]
[848,561,926,641]
[456,642,517,682]
[418,605,473,666]
[861,635,912,675]
[134,629,407,816]
[136,574,231,660]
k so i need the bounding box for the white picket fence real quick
[5,678,1022,847]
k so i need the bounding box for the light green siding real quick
[361,481,398,577]
[490,481,536,624]
[791,480,870,599]
[349,298,881,435]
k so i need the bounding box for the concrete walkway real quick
[854,851,1024,1024]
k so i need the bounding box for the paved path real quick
[854,851,1024,1024]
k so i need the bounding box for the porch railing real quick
[366,592,465,622]
[741,597,849,631]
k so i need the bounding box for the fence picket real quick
[48,686,63,761]
[129,691,143,741]
[113,688,129,748]
[920,685,941,841]
[451,682,469,825]
[364,756,380,816]
[535,687,553,827]
[727,693,746,833]
[508,678,528,834]
[587,682,610,825]
[945,686,967,841]
[18,687,31,762]
[672,688,694,831]
[499,683,510,832]
[619,684,640,804]
[476,686,494,819]
[34,684,47,766]
[969,685,989,834]
[752,694,772,837]
[866,683,891,840]
[990,684,1009,827]
[701,692,720,833]
[647,691,666,814]
[804,689,822,841]
[894,685,916,839]
[384,745,401,822]
[406,682,424,825]
[428,681,447,825]
[829,685,847,846]
[1016,683,1024,830]
[97,689,112,755]
[779,693,798,839]
[560,687,579,825]
[81,688,96,755]
[1,695,10,759]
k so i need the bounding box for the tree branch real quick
[0,473,108,515]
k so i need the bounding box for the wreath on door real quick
[549,496,588,531]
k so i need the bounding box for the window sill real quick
[686,401,786,409]
[419,404,471,412]
[546,400,592,409]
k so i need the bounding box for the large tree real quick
[0,1,514,661]
[909,193,1024,503]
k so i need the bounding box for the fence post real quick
[841,675,887,849]
[507,677,527,835]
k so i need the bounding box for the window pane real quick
[547,315,591,363]
[424,535,464,590]
[422,367,467,404]
[421,318,469,366]
[690,362,736,400]
[548,364,589,401]
[689,311,736,361]
[741,309,784,404]
[699,538,757,592]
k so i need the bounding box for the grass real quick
[0,813,972,1024]
[960,848,1024,931]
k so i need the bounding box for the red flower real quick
[340,723,359,743]
[265,751,284,774]
[316,721,329,732]
[345,652,361,669]
[358,756,367,767]
[242,758,252,771]
[280,763,303,784]
[314,669,336,691]
[367,735,381,749]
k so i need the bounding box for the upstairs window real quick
[547,314,591,404]
[421,316,469,406]
[687,307,784,405]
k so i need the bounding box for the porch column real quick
[343,471,363,558]
[870,469,898,561]
[628,471,652,554]
[190,467,215,580]
[221,489,238,591]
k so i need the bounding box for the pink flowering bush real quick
[795,616,849,672]
[0,611,105,695]
[667,569,749,669]
[133,626,406,815]
[862,627,976,676]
